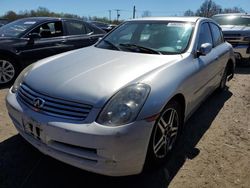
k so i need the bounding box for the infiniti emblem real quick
[33,97,45,110]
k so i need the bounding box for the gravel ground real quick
[0,66,249,188]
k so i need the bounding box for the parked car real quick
[89,21,117,32]
[6,17,235,176]
[212,13,250,64]
[0,19,9,27]
[0,17,106,86]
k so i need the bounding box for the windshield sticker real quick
[24,21,36,25]
[167,22,193,27]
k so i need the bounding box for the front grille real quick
[224,33,241,37]
[224,37,241,41]
[17,84,92,121]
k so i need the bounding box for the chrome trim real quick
[17,84,92,121]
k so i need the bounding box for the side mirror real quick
[197,43,212,57]
[27,33,41,44]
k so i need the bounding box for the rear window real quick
[213,15,250,26]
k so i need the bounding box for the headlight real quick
[11,64,35,93]
[97,83,150,126]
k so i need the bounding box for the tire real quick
[144,100,183,170]
[0,56,19,87]
[218,65,228,91]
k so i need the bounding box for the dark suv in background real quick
[0,17,106,86]
[213,13,250,64]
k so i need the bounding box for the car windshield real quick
[96,21,194,54]
[213,15,250,26]
[0,19,37,37]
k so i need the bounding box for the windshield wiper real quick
[103,39,121,51]
[119,43,162,55]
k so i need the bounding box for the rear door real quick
[63,20,102,50]
[209,22,229,85]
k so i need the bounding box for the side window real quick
[85,24,93,34]
[65,21,87,35]
[197,23,213,48]
[209,23,224,47]
[31,21,63,38]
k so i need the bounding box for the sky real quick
[0,0,249,20]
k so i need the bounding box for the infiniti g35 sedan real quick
[0,17,105,86]
[6,17,235,176]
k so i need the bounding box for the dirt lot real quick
[0,67,249,188]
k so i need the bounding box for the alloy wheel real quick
[153,108,179,158]
[0,59,15,84]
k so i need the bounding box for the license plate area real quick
[23,118,43,141]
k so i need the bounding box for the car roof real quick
[213,13,250,17]
[16,17,85,23]
[128,17,202,22]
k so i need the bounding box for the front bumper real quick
[6,89,154,176]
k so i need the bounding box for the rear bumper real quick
[6,89,154,176]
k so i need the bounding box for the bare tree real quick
[196,0,221,17]
[184,9,195,16]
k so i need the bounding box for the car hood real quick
[220,25,250,35]
[24,46,181,107]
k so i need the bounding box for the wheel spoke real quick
[158,119,166,133]
[4,69,14,74]
[154,136,166,154]
[168,110,175,126]
[170,129,178,137]
[4,64,12,70]
[2,61,6,68]
[159,117,168,128]
[2,75,8,82]
[4,72,13,77]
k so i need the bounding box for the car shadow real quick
[0,89,232,188]
[235,66,250,74]
[0,85,10,90]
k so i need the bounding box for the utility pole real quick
[108,10,111,23]
[114,9,120,22]
[133,6,136,19]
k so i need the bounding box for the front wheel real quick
[0,57,19,87]
[145,100,183,169]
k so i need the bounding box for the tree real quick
[196,0,221,17]
[142,10,152,17]
[184,10,195,16]
[2,11,18,21]
[223,7,245,13]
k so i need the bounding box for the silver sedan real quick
[6,17,235,176]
